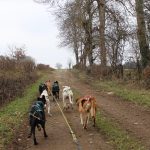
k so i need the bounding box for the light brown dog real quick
[45,80,51,96]
[76,95,96,129]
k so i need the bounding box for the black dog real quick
[39,83,47,95]
[52,81,60,100]
[28,95,48,145]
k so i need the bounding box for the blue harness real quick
[30,101,44,120]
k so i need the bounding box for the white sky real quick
[0,0,75,68]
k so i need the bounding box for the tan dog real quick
[45,80,51,96]
[76,95,96,129]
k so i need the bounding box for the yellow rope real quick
[50,91,78,143]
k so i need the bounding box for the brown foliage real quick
[89,65,112,79]
[0,54,37,106]
[143,66,150,89]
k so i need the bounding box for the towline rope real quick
[50,91,82,150]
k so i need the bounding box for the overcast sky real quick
[0,0,74,68]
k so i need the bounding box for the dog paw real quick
[83,126,87,129]
[44,134,48,138]
[34,142,38,145]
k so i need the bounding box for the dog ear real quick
[37,97,41,101]
[41,95,45,99]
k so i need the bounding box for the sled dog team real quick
[28,79,97,145]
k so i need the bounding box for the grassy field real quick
[73,69,150,108]
[0,71,51,150]
[93,81,150,107]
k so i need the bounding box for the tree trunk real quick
[97,0,107,67]
[84,0,93,68]
[135,0,150,68]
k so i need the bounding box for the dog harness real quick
[29,101,44,120]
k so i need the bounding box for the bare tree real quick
[144,0,150,47]
[135,0,150,68]
[96,0,107,67]
[34,0,150,81]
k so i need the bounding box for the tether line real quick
[50,91,82,150]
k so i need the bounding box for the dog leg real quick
[57,92,59,100]
[46,100,52,116]
[41,123,48,138]
[69,95,74,109]
[71,103,73,110]
[91,107,96,127]
[80,113,83,125]
[93,116,96,127]
[83,116,88,129]
[32,126,38,145]
[28,116,33,138]
[69,95,72,104]
[87,113,90,125]
[63,95,67,109]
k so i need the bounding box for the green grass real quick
[72,69,150,108]
[93,80,150,107]
[96,111,145,150]
[0,71,50,150]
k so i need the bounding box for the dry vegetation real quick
[0,48,53,107]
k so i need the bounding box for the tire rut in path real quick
[56,70,150,149]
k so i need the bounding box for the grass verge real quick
[93,81,150,107]
[72,69,150,108]
[0,71,50,150]
[96,111,145,150]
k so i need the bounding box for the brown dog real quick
[76,95,96,129]
[45,80,51,96]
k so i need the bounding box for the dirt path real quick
[22,70,113,150]
[9,70,150,150]
[52,70,150,149]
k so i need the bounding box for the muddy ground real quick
[7,70,150,150]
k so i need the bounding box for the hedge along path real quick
[0,72,49,150]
